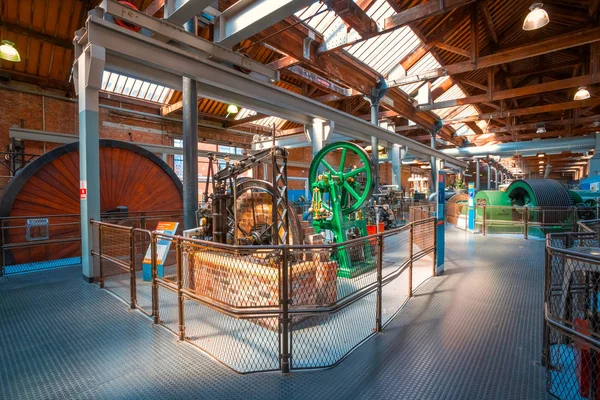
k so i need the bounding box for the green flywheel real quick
[309,141,375,215]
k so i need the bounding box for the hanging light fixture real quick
[523,3,550,31]
[574,86,591,101]
[0,40,20,62]
[536,122,546,134]
[227,104,239,114]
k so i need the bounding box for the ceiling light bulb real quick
[227,104,239,114]
[0,40,20,62]
[539,161,544,164]
[574,86,590,101]
[523,3,549,31]
[538,154,544,157]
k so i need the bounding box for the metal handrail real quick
[545,303,600,352]
[91,216,437,373]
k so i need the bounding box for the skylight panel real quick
[100,71,174,104]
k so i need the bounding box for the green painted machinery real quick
[474,190,522,234]
[309,142,375,278]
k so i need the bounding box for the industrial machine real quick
[194,146,302,246]
[472,179,598,237]
[308,141,375,277]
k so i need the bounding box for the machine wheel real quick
[308,141,374,215]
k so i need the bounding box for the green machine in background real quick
[473,190,522,234]
[309,142,375,278]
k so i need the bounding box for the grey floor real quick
[0,228,549,399]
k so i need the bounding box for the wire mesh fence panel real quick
[157,283,179,334]
[290,292,377,369]
[413,219,435,258]
[287,247,338,307]
[182,242,281,309]
[132,229,153,315]
[546,326,600,400]
[546,234,600,399]
[382,271,409,326]
[183,298,280,373]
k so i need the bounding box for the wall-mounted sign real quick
[80,180,87,200]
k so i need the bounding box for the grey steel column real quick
[391,144,401,188]
[183,18,198,230]
[311,118,324,157]
[486,163,491,190]
[475,159,480,191]
[430,132,437,194]
[371,102,379,193]
[77,43,105,282]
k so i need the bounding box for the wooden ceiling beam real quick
[507,61,580,79]
[421,75,599,111]
[479,1,498,45]
[330,0,378,37]
[0,21,72,49]
[398,27,600,83]
[434,42,470,58]
[225,112,269,127]
[384,0,476,31]
[443,97,600,125]
[266,56,300,70]
[488,115,600,134]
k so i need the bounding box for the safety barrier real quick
[0,211,182,276]
[90,217,436,373]
[544,231,600,399]
[473,205,592,239]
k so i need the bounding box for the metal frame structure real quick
[73,1,465,280]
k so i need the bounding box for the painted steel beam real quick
[164,0,215,26]
[213,0,318,48]
[101,0,278,81]
[79,13,467,168]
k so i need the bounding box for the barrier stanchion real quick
[280,247,291,373]
[409,224,414,297]
[151,235,159,324]
[176,237,185,341]
[129,229,136,309]
[376,235,383,332]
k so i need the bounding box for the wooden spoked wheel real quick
[0,140,182,265]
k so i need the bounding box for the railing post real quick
[409,224,414,297]
[280,247,291,373]
[98,224,104,288]
[129,228,136,309]
[524,207,529,240]
[571,207,578,232]
[482,205,487,236]
[542,246,551,367]
[151,235,159,324]
[0,219,4,277]
[432,218,437,277]
[376,234,383,332]
[176,238,185,341]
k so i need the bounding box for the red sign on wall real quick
[80,180,87,200]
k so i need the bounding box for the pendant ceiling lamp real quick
[574,86,591,101]
[523,3,549,31]
[0,40,20,62]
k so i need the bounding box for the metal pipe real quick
[494,167,498,189]
[486,163,491,190]
[475,159,480,191]
[443,136,596,157]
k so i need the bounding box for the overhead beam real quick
[144,0,165,16]
[0,21,72,49]
[226,112,269,127]
[164,0,214,25]
[214,0,317,48]
[479,1,498,45]
[434,42,470,58]
[506,61,580,79]
[420,74,600,111]
[395,27,600,85]
[384,0,476,31]
[443,97,600,125]
[488,115,600,134]
[330,0,378,37]
[267,56,300,70]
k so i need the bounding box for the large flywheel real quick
[234,178,302,245]
[308,141,374,215]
